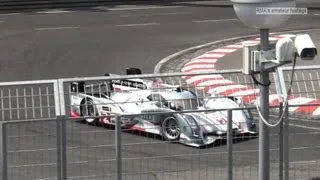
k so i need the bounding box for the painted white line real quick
[0,21,4,23]
[291,160,318,164]
[8,146,78,153]
[120,12,191,17]
[37,10,72,14]
[107,5,183,11]
[193,18,238,23]
[289,123,320,131]
[0,13,21,16]
[10,161,88,168]
[34,26,79,31]
[116,23,160,27]
[255,111,320,123]
[314,13,320,16]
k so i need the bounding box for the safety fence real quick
[0,66,320,180]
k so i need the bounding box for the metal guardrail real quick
[0,68,320,180]
[0,0,114,11]
[0,0,203,11]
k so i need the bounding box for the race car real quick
[68,68,257,147]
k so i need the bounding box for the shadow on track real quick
[80,120,258,149]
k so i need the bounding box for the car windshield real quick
[169,99,200,110]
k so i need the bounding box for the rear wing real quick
[70,67,178,95]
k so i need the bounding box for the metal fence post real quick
[259,28,270,180]
[283,103,289,180]
[0,121,7,180]
[115,115,122,180]
[56,116,67,180]
[278,102,283,180]
[227,109,233,180]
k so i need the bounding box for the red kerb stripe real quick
[295,99,320,114]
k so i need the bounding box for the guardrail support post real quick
[115,115,122,180]
[227,109,233,180]
[56,116,67,180]
[0,121,7,180]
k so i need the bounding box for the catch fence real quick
[0,66,319,180]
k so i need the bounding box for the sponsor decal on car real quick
[111,79,147,89]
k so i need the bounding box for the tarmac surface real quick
[0,1,320,180]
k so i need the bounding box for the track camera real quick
[294,34,318,60]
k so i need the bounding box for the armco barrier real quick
[0,69,320,180]
[2,0,320,12]
[0,0,204,11]
[0,0,114,11]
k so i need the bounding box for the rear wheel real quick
[80,98,100,126]
[161,116,180,141]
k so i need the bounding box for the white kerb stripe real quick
[183,68,217,74]
[229,89,260,96]
[210,48,238,53]
[181,64,216,72]
[255,94,284,105]
[186,59,218,65]
[196,53,225,58]
[312,107,320,116]
[197,79,234,89]
[287,97,316,112]
[278,34,296,38]
[241,40,260,45]
[254,37,282,41]
[185,75,224,84]
[207,84,248,94]
[225,44,243,48]
[269,94,283,103]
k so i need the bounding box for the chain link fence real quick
[0,67,319,180]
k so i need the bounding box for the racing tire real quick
[80,98,100,126]
[161,116,180,141]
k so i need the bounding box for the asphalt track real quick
[1,2,320,180]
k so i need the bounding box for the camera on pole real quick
[228,0,319,180]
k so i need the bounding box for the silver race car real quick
[68,68,257,147]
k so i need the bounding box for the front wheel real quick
[161,116,180,141]
[80,98,100,126]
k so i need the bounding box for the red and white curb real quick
[181,34,320,116]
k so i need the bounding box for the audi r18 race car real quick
[68,68,257,147]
